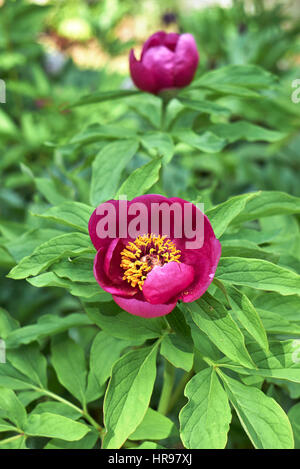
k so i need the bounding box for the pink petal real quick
[173,33,199,88]
[179,238,222,302]
[129,49,157,93]
[94,248,137,297]
[143,261,194,305]
[141,31,167,58]
[142,45,175,93]
[113,294,177,318]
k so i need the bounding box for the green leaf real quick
[206,193,256,238]
[209,121,285,143]
[90,140,139,206]
[216,257,300,296]
[192,64,277,89]
[70,124,138,145]
[102,344,158,449]
[35,177,73,206]
[0,434,27,449]
[0,388,27,429]
[219,340,300,383]
[253,292,300,323]
[34,202,93,234]
[0,419,18,433]
[129,408,178,441]
[226,285,268,352]
[174,129,226,153]
[218,371,294,449]
[52,257,95,283]
[0,363,35,390]
[160,334,193,372]
[25,413,90,441]
[27,272,110,302]
[7,344,47,388]
[180,367,231,449]
[86,331,131,402]
[69,89,141,108]
[181,293,255,369]
[234,192,300,224]
[288,403,300,449]
[115,157,162,200]
[51,337,87,405]
[84,303,166,342]
[178,97,230,116]
[258,309,300,336]
[5,314,92,349]
[7,233,92,280]
[0,308,19,340]
[141,132,174,164]
[45,431,99,449]
[31,402,82,421]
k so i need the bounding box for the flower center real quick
[120,234,181,290]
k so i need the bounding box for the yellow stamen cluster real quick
[120,234,181,290]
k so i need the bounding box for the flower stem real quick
[157,359,175,415]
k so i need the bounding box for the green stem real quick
[0,433,25,446]
[33,387,104,437]
[167,368,194,414]
[157,359,175,415]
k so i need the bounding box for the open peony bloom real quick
[129,31,199,94]
[89,195,221,318]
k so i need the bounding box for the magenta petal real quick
[89,199,123,251]
[143,262,194,305]
[129,49,157,93]
[180,238,222,302]
[94,248,137,297]
[173,33,199,88]
[142,45,175,92]
[141,31,167,58]
[104,238,126,283]
[113,294,177,318]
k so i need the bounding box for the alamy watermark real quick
[291,79,300,104]
[0,79,6,103]
[0,339,6,364]
[95,197,205,249]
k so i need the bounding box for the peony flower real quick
[89,195,221,318]
[129,31,199,95]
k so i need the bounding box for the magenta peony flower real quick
[89,195,221,318]
[129,31,199,95]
